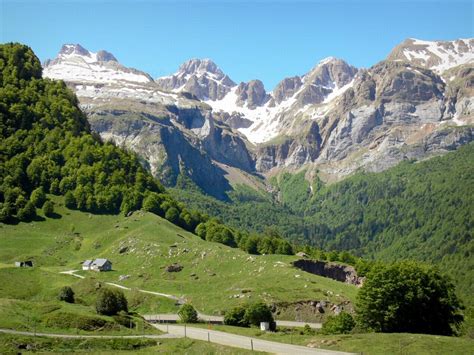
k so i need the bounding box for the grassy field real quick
[0,195,357,318]
[3,197,470,353]
[188,323,474,354]
[0,334,264,354]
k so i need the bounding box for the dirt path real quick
[59,270,182,301]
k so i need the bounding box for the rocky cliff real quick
[293,259,364,287]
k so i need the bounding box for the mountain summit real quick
[156,58,236,100]
[55,43,118,63]
[43,44,152,85]
[387,38,474,73]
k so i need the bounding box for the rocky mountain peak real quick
[235,79,269,108]
[387,38,474,74]
[55,44,117,63]
[156,58,236,101]
[43,44,152,84]
[305,57,358,88]
[178,58,222,77]
[59,43,90,57]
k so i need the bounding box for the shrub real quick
[30,187,46,208]
[224,306,249,327]
[64,191,76,209]
[178,303,198,323]
[243,302,274,328]
[17,201,36,221]
[302,324,315,335]
[96,288,128,316]
[321,312,355,335]
[57,286,75,303]
[43,200,55,217]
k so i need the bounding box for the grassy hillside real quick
[0,334,261,354]
[173,144,474,305]
[0,195,357,318]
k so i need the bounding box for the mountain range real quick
[43,39,474,198]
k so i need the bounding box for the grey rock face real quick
[96,50,118,62]
[213,111,254,130]
[88,109,234,200]
[156,59,236,101]
[59,43,89,56]
[235,80,269,108]
[293,259,365,287]
[272,76,303,104]
[371,61,445,103]
[387,38,474,73]
[255,121,322,172]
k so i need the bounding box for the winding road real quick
[57,270,353,354]
[152,324,353,355]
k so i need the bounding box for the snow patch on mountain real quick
[397,38,474,73]
[44,44,152,85]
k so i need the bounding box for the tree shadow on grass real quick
[32,215,46,222]
[46,212,62,219]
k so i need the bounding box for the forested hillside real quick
[306,144,474,300]
[0,43,296,257]
[174,145,474,302]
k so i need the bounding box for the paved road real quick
[145,314,322,329]
[152,324,353,355]
[0,328,177,339]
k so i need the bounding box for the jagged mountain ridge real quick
[43,44,254,199]
[43,39,474,198]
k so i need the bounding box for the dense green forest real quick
[173,145,474,302]
[0,43,295,257]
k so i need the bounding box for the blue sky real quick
[1,0,473,89]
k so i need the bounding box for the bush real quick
[64,191,76,209]
[243,302,274,328]
[178,303,198,323]
[17,201,36,221]
[96,288,128,316]
[321,312,355,335]
[302,324,315,335]
[224,306,249,327]
[30,187,46,207]
[57,286,75,303]
[357,261,464,335]
[43,200,55,217]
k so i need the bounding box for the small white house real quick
[82,260,93,271]
[82,259,112,272]
[91,259,112,272]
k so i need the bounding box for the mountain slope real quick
[43,38,473,200]
[43,44,256,199]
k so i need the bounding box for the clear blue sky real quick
[1,0,473,89]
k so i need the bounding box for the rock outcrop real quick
[292,259,365,287]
